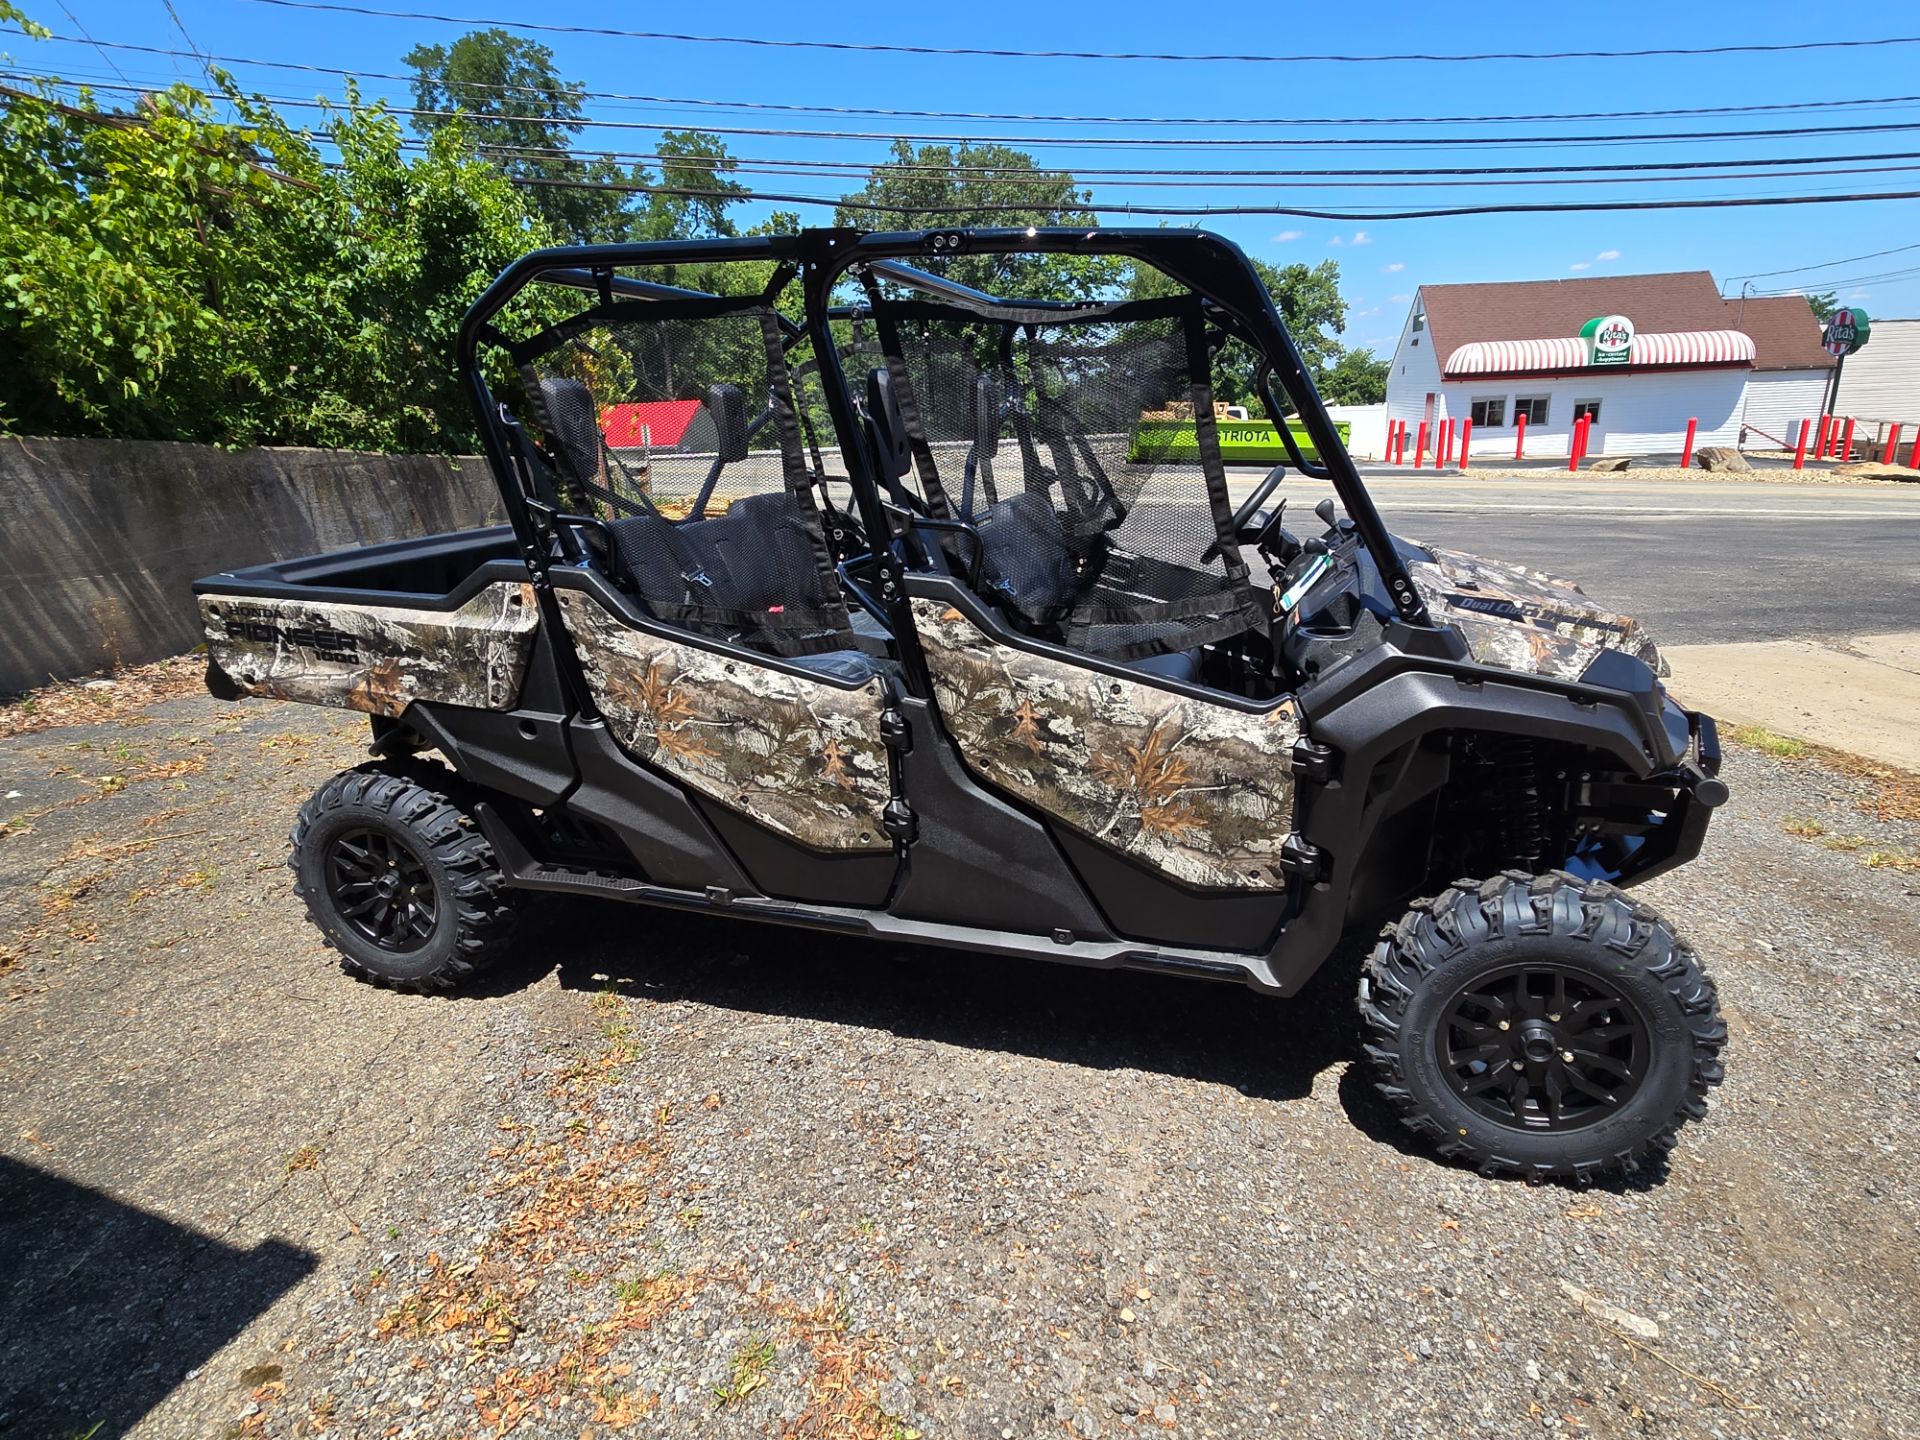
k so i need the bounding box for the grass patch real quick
[1783,817,1827,838]
[1729,724,1809,760]
[1733,725,1920,825]
[712,1335,776,1406]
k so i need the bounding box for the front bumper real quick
[1616,705,1727,887]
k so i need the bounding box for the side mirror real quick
[973,375,999,459]
[707,383,749,462]
[865,368,912,480]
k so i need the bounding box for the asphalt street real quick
[1229,470,1920,644]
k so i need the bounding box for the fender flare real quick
[1262,659,1671,995]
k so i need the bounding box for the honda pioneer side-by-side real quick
[195,229,1728,1179]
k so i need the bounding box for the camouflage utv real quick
[196,229,1728,1180]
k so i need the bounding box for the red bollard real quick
[1514,412,1527,460]
[1840,416,1857,462]
[1442,418,1455,467]
[1389,419,1402,464]
[1793,419,1810,470]
[1568,415,1586,472]
[1414,420,1428,469]
[1681,417,1698,470]
[1816,415,1832,458]
[1909,428,1920,468]
[1458,418,1473,471]
[1395,419,1407,464]
[1885,424,1904,463]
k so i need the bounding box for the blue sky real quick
[11,0,1920,355]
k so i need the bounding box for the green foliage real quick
[836,141,1126,299]
[1131,253,1358,408]
[0,16,754,451]
[404,29,744,244]
[404,26,630,243]
[1318,347,1390,405]
[1803,290,1840,324]
[0,68,554,450]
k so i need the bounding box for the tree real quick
[0,50,556,450]
[1318,348,1389,405]
[1130,254,1355,408]
[836,141,1125,298]
[1804,290,1840,324]
[404,29,745,244]
[404,28,629,242]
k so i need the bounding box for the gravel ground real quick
[4,693,1920,1440]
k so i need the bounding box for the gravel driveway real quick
[2,689,1918,1440]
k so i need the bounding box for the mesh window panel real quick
[521,307,855,658]
[881,306,1267,661]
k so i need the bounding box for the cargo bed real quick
[194,527,540,717]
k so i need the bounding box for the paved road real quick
[1227,471,1920,644]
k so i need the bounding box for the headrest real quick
[536,377,602,488]
[864,367,912,480]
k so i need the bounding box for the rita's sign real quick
[1580,314,1636,366]
[1822,306,1870,358]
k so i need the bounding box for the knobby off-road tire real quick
[290,761,517,992]
[1358,871,1726,1181]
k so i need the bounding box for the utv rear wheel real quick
[290,763,516,992]
[1358,872,1725,1181]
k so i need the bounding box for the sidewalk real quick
[1663,630,1920,771]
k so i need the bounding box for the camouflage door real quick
[518,269,895,855]
[913,600,1300,890]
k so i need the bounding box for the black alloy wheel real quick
[325,826,439,953]
[290,762,518,992]
[1436,963,1651,1131]
[1358,871,1726,1180]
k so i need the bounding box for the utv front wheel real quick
[290,763,517,992]
[1359,872,1725,1180]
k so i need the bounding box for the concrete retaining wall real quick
[0,437,502,695]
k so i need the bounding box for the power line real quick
[235,0,1920,66]
[1724,240,1920,281]
[157,0,214,82]
[19,73,1920,197]
[14,71,1920,152]
[48,2,133,88]
[464,145,1920,192]
[13,75,1918,219]
[15,30,1920,129]
[1750,263,1920,294]
[509,172,1920,220]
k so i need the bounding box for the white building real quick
[1832,317,1920,440]
[1385,271,1834,460]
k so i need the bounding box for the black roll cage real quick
[456,226,1433,688]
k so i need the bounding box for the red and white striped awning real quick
[1443,329,1756,377]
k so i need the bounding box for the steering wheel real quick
[1203,462,1288,563]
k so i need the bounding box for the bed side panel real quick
[199,582,539,715]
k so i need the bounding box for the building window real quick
[1514,395,1550,425]
[1470,396,1507,428]
[1573,399,1603,424]
[1412,309,1425,332]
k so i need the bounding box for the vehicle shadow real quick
[481,899,1674,1191]
[0,1155,317,1439]
[481,898,1370,1108]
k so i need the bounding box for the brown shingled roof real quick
[1418,270,1833,372]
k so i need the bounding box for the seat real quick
[970,494,1204,685]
